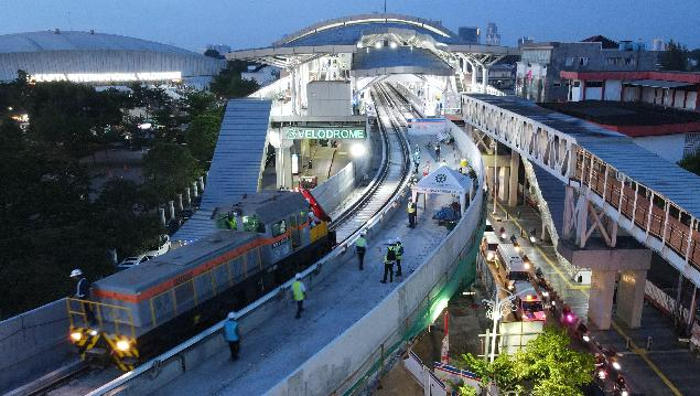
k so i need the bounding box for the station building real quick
[0,30,225,86]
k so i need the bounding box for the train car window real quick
[272,220,288,237]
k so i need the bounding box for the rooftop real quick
[0,30,197,55]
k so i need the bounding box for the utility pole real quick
[383,0,387,13]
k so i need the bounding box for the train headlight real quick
[70,332,82,342]
[612,361,621,371]
[116,340,130,352]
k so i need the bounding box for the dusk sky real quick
[2,0,699,51]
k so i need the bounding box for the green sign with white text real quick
[283,127,366,140]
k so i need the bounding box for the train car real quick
[66,191,334,371]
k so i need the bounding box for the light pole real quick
[492,139,498,215]
[483,286,534,362]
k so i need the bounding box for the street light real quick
[483,286,534,362]
[492,140,497,215]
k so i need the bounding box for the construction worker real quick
[70,269,95,324]
[225,213,236,230]
[407,200,417,228]
[412,144,421,173]
[70,269,90,299]
[434,143,441,162]
[381,244,396,283]
[223,311,240,361]
[394,238,404,277]
[292,273,307,319]
[355,232,367,270]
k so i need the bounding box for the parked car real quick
[116,255,153,271]
[144,234,171,257]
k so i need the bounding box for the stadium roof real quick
[0,30,197,55]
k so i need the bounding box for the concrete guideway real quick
[151,182,452,395]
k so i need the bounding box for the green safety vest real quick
[395,244,403,259]
[292,281,305,301]
[385,246,396,263]
[407,203,416,214]
[356,236,367,248]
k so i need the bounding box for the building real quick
[543,71,700,162]
[652,38,666,51]
[516,37,660,102]
[517,36,534,47]
[458,27,480,44]
[485,22,501,46]
[0,30,226,86]
[241,64,281,87]
[487,63,515,88]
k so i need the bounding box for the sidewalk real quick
[493,200,700,396]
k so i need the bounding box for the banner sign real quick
[283,127,366,140]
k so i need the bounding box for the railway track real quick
[15,82,419,396]
[330,83,412,243]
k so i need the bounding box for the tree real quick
[210,63,259,98]
[679,150,700,176]
[183,91,218,120]
[143,142,200,202]
[661,40,689,71]
[459,326,593,395]
[204,49,224,59]
[185,108,223,163]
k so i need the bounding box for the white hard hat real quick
[295,273,302,280]
[227,311,237,320]
[395,237,402,244]
[70,269,83,278]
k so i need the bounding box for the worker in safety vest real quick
[407,200,417,228]
[225,213,236,230]
[381,245,396,284]
[355,232,367,270]
[394,238,404,277]
[292,273,307,319]
[70,268,95,324]
[223,311,240,361]
[70,269,90,299]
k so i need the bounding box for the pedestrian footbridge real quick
[463,94,700,329]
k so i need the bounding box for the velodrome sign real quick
[283,127,366,140]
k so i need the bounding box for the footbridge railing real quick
[463,95,700,287]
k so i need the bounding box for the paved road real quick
[493,201,700,396]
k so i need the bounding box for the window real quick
[272,220,288,237]
[243,215,265,233]
[580,57,590,66]
[625,57,635,66]
[586,81,603,88]
[565,57,575,67]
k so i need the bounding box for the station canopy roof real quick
[227,13,518,68]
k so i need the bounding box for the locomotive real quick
[66,191,334,371]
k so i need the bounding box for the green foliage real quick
[457,384,478,396]
[143,142,200,202]
[210,63,260,98]
[185,107,223,163]
[184,91,218,119]
[660,40,689,71]
[460,326,593,395]
[679,150,700,176]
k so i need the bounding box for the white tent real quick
[411,164,474,216]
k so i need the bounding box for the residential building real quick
[516,36,660,102]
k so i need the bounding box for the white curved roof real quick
[0,30,196,55]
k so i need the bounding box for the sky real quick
[2,0,699,52]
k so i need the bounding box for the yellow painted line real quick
[493,202,589,290]
[493,202,683,395]
[611,322,683,396]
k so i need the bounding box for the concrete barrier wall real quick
[267,123,485,396]
[0,299,73,393]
